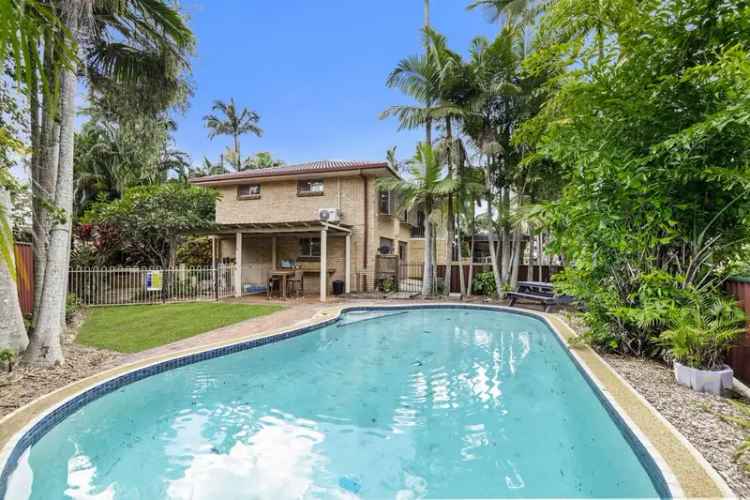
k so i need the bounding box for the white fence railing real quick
[68,265,237,306]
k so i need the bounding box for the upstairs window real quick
[297,179,325,196]
[378,190,392,215]
[237,184,261,199]
[299,237,321,258]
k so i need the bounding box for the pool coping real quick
[0,302,732,498]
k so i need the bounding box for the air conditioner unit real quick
[318,208,341,223]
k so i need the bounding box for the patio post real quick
[272,236,277,269]
[235,232,243,298]
[345,233,351,293]
[320,228,328,302]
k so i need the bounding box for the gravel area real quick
[604,354,750,497]
[0,329,122,420]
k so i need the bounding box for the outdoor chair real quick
[267,272,282,299]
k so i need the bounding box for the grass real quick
[76,302,284,353]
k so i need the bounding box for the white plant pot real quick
[673,361,733,395]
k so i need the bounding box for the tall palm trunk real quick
[233,134,241,170]
[509,226,522,290]
[24,3,79,365]
[32,38,60,326]
[467,233,475,296]
[484,159,502,298]
[500,187,511,285]
[424,0,432,146]
[456,227,466,295]
[0,187,28,353]
[443,118,454,295]
[422,199,433,296]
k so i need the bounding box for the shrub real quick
[472,272,497,296]
[659,296,747,371]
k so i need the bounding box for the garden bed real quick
[604,354,750,497]
[0,336,122,419]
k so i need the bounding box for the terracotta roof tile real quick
[190,160,391,185]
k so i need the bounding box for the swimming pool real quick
[1,306,670,499]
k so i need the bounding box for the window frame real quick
[297,178,325,197]
[299,237,322,258]
[378,190,392,215]
[237,183,261,200]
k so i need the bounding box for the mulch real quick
[604,354,750,497]
[0,329,122,420]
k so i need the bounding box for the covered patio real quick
[208,220,353,302]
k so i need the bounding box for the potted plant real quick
[659,296,747,395]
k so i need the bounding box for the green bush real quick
[472,272,497,296]
[659,296,746,370]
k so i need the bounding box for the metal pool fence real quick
[68,266,237,306]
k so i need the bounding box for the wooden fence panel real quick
[727,279,750,384]
[14,242,33,316]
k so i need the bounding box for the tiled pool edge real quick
[0,302,728,498]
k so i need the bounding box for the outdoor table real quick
[517,281,554,294]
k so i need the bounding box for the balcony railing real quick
[410,226,425,238]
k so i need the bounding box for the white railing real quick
[68,265,236,306]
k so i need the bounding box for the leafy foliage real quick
[81,184,218,267]
[526,0,750,355]
[472,271,498,296]
[659,296,747,370]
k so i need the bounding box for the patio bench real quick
[506,281,576,312]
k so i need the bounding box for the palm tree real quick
[203,99,263,171]
[244,152,284,170]
[381,54,440,145]
[466,0,538,28]
[378,143,455,296]
[25,0,193,366]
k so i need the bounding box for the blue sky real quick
[174,1,498,167]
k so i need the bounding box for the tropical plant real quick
[525,0,750,356]
[203,98,263,171]
[243,152,284,170]
[472,271,497,296]
[82,184,217,268]
[378,143,456,296]
[659,296,747,371]
[466,0,540,28]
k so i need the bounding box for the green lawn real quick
[76,302,284,353]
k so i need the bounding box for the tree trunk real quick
[32,40,61,326]
[0,187,28,353]
[484,161,503,298]
[233,134,241,171]
[422,202,433,296]
[24,7,78,365]
[509,227,522,290]
[500,188,511,285]
[443,118,454,295]
[467,235,475,296]
[537,233,543,281]
[456,228,465,296]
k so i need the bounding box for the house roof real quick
[189,160,394,186]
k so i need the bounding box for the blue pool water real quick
[5,308,664,499]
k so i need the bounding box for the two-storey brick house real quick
[190,160,436,301]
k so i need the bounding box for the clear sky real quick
[174,1,498,167]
